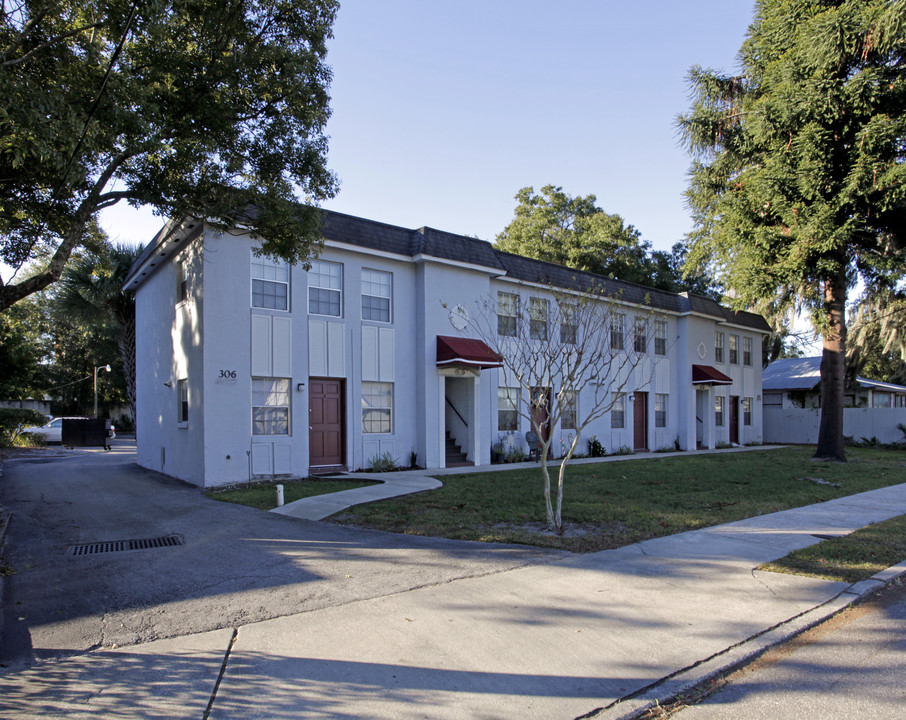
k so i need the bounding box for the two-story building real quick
[124,209,770,488]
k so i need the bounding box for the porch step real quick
[445,432,473,467]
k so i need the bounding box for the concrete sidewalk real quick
[3,481,905,719]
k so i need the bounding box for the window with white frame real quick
[729,334,739,364]
[362,382,393,433]
[498,387,518,431]
[743,397,752,425]
[252,377,290,435]
[361,268,391,322]
[560,302,577,345]
[715,332,724,363]
[251,255,289,311]
[655,393,667,428]
[655,319,667,356]
[177,378,188,424]
[743,337,753,366]
[560,389,577,430]
[497,292,519,337]
[308,260,342,316]
[715,395,725,426]
[529,297,548,340]
[611,313,625,350]
[611,392,625,428]
[177,260,188,304]
[634,317,647,353]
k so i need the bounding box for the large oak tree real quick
[679,0,906,460]
[1,0,339,310]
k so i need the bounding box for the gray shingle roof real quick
[762,357,822,391]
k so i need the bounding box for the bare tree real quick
[463,284,663,532]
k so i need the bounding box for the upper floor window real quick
[559,302,578,345]
[729,335,739,364]
[361,268,392,323]
[654,319,667,356]
[611,313,625,351]
[529,297,548,340]
[177,260,188,304]
[633,318,647,353]
[252,255,289,311]
[743,337,753,366]
[309,260,342,317]
[715,332,724,363]
[498,292,519,337]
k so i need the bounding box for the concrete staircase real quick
[444,432,472,467]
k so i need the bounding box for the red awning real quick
[692,364,734,385]
[436,336,503,369]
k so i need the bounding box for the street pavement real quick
[674,578,906,719]
[0,442,905,719]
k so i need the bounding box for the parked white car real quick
[20,417,116,445]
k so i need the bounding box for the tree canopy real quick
[0,0,339,310]
[495,185,719,297]
[678,0,906,460]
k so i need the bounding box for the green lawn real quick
[206,478,380,511]
[330,447,906,552]
[760,513,906,583]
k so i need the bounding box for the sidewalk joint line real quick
[203,627,238,720]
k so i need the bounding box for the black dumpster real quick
[62,418,113,449]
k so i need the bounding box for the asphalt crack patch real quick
[204,627,238,719]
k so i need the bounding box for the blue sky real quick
[100,1,756,253]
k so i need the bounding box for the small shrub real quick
[0,408,47,447]
[613,445,634,456]
[898,423,906,440]
[409,448,418,469]
[587,435,606,457]
[368,451,399,472]
[715,441,734,449]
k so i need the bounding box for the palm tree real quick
[56,242,144,427]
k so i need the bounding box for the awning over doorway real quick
[436,335,503,369]
[692,364,734,385]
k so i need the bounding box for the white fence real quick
[763,407,906,445]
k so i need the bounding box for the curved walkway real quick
[270,445,782,521]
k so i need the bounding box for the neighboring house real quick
[763,357,906,409]
[124,210,771,488]
[0,399,52,417]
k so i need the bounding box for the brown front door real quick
[729,395,739,445]
[309,378,344,467]
[633,392,648,451]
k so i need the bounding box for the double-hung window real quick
[362,382,393,433]
[743,397,753,426]
[497,292,519,337]
[559,302,578,345]
[252,378,290,435]
[498,387,518,431]
[729,335,739,364]
[715,395,725,426]
[655,393,667,428]
[177,260,188,304]
[361,268,391,322]
[743,337,753,366]
[654,319,667,356]
[611,313,625,350]
[308,260,342,316]
[529,297,548,340]
[252,255,289,311]
[560,389,577,431]
[634,318,647,353]
[611,393,625,429]
[177,378,188,425]
[715,332,724,363]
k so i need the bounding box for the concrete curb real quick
[591,562,906,720]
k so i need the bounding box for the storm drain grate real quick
[67,534,184,556]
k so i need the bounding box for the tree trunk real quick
[815,270,848,461]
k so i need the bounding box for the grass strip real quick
[206,478,380,511]
[331,446,906,553]
[759,513,906,583]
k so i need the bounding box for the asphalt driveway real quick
[0,443,558,667]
